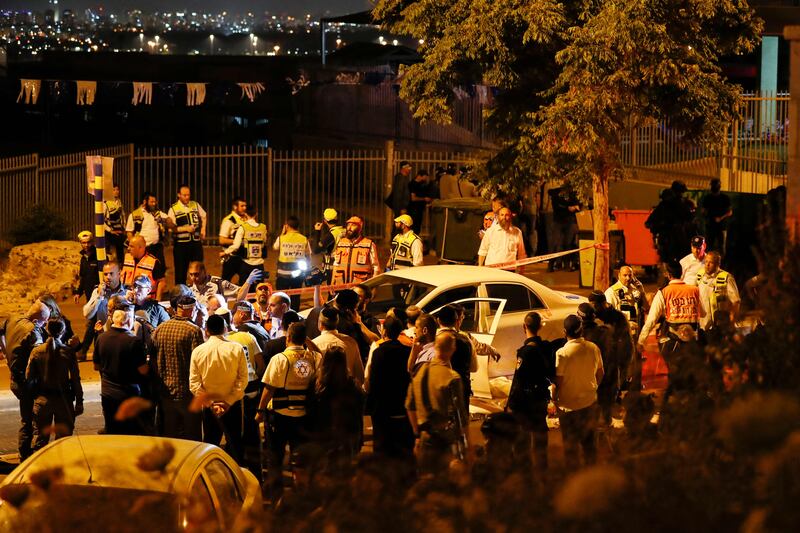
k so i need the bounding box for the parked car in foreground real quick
[0,435,262,532]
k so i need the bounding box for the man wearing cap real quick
[121,235,166,301]
[696,251,740,331]
[73,231,100,305]
[331,216,380,285]
[477,206,527,270]
[219,197,248,282]
[272,215,311,311]
[387,214,423,270]
[680,236,707,286]
[152,295,204,440]
[128,275,170,329]
[82,261,126,357]
[126,191,168,269]
[554,315,604,468]
[388,161,412,222]
[104,184,127,262]
[311,208,345,284]
[168,184,207,287]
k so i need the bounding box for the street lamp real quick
[273,44,280,55]
[209,34,214,55]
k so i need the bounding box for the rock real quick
[0,241,81,318]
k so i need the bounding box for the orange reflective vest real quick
[662,281,700,328]
[121,253,159,297]
[332,236,376,285]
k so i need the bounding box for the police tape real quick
[483,242,610,271]
[245,242,609,299]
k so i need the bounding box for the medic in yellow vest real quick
[696,251,740,330]
[331,216,380,285]
[221,205,268,281]
[272,215,312,309]
[387,214,424,270]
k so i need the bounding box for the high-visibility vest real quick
[697,270,730,322]
[104,199,125,231]
[243,223,268,262]
[389,231,419,269]
[661,281,700,329]
[276,231,309,276]
[609,280,642,322]
[332,236,376,285]
[270,347,317,417]
[171,201,202,243]
[121,253,159,296]
[130,207,166,241]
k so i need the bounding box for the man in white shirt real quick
[477,206,527,270]
[554,315,604,469]
[312,306,364,388]
[125,191,168,268]
[680,235,707,285]
[189,314,248,462]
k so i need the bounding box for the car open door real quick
[431,297,506,400]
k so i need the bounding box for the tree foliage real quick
[375,0,762,287]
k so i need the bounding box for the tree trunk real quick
[592,172,610,290]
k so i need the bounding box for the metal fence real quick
[621,93,789,194]
[0,145,134,240]
[0,142,477,247]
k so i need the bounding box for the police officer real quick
[680,235,707,285]
[311,208,345,284]
[168,184,207,286]
[255,322,321,500]
[121,235,166,301]
[273,215,311,311]
[73,231,100,304]
[219,197,248,282]
[221,205,267,283]
[331,216,380,285]
[696,251,740,331]
[126,191,168,270]
[387,214,423,270]
[104,185,127,262]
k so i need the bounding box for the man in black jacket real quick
[436,304,476,411]
[507,311,554,470]
[366,315,413,458]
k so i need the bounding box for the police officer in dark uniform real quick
[73,231,100,304]
[168,184,207,286]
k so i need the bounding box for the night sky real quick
[2,1,373,17]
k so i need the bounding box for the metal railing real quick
[0,142,481,248]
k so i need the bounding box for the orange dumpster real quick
[612,209,660,267]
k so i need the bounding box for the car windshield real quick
[0,485,181,532]
[364,275,435,316]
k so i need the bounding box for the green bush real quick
[5,203,70,245]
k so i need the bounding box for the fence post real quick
[267,148,275,233]
[384,140,395,245]
[33,153,40,204]
[128,143,135,208]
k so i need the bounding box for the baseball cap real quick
[132,275,152,288]
[399,160,411,169]
[77,231,93,242]
[691,235,706,248]
[323,208,338,221]
[346,216,363,228]
[255,282,272,292]
[394,214,413,227]
[235,300,254,314]
[588,290,607,304]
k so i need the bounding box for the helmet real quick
[77,231,93,243]
[323,208,338,221]
[346,216,364,229]
[393,214,413,228]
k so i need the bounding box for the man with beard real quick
[478,206,526,270]
[218,197,248,282]
[168,184,208,287]
[387,215,423,271]
[331,216,380,286]
[82,261,127,359]
[126,191,168,269]
[121,236,166,301]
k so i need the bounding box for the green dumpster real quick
[430,198,491,264]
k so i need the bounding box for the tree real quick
[375,0,761,288]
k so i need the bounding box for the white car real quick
[362,265,585,393]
